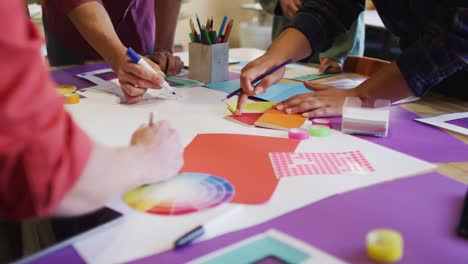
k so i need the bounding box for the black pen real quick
[174,206,243,249]
[457,187,468,239]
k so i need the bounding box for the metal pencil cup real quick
[188,42,229,83]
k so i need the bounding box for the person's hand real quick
[112,55,166,104]
[319,58,343,75]
[276,81,358,117]
[280,0,302,19]
[236,55,286,115]
[147,51,184,76]
[130,120,184,183]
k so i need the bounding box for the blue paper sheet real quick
[204,81,313,102]
[204,79,241,94]
[255,83,312,102]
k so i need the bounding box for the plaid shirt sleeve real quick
[396,8,468,97]
[285,0,365,56]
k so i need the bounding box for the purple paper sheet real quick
[447,118,468,129]
[132,172,468,264]
[51,63,111,89]
[31,246,85,264]
[327,106,468,163]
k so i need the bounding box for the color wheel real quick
[124,172,234,215]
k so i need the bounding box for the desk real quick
[3,48,467,263]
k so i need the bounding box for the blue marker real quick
[174,206,243,249]
[126,47,176,96]
[218,16,228,39]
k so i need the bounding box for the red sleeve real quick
[0,2,93,220]
[42,0,103,15]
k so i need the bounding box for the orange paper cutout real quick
[181,134,300,204]
[255,109,307,130]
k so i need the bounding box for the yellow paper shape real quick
[226,101,277,114]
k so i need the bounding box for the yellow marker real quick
[57,85,77,95]
[64,93,80,104]
[366,229,403,263]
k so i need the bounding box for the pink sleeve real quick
[0,2,93,219]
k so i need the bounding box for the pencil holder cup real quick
[188,42,229,83]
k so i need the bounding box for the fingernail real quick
[302,113,309,117]
[286,108,292,114]
[255,86,263,95]
[276,104,284,110]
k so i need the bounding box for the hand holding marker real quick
[126,48,177,98]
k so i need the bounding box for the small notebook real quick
[254,108,307,130]
[225,113,263,126]
[226,101,277,114]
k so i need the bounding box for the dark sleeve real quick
[286,0,365,55]
[396,8,468,97]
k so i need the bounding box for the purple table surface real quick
[327,106,468,163]
[132,172,468,264]
[51,63,111,89]
[30,245,85,264]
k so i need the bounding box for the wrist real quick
[353,84,375,108]
[104,45,128,72]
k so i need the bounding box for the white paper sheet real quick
[69,86,435,263]
[282,64,319,79]
[323,78,363,89]
[189,229,346,264]
[416,112,468,136]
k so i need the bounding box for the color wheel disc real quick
[124,173,234,215]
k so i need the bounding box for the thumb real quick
[303,81,331,91]
[254,68,285,94]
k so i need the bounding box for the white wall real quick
[175,0,267,51]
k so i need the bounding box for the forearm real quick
[265,28,313,62]
[68,2,126,69]
[319,12,364,64]
[154,0,181,53]
[55,144,148,216]
[288,0,364,55]
[355,62,414,105]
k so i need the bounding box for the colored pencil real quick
[222,59,293,101]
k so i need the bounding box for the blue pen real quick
[126,47,176,96]
[174,206,242,249]
[222,59,293,101]
[218,16,228,39]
